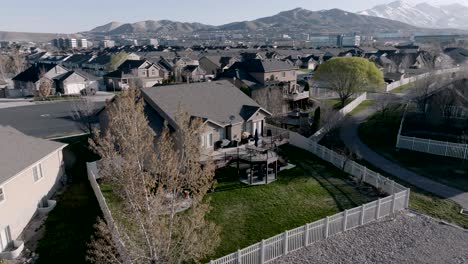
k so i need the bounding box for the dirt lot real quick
[273,211,468,264]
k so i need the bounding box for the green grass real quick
[350,100,374,115]
[359,106,468,192]
[207,145,380,258]
[390,83,413,94]
[36,176,101,264]
[320,98,352,110]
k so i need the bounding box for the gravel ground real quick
[273,211,468,264]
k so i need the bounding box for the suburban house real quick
[11,63,87,96]
[81,53,140,76]
[0,126,67,259]
[199,56,238,77]
[103,59,167,90]
[62,54,94,69]
[181,65,208,83]
[54,71,88,95]
[221,59,309,115]
[140,81,272,154]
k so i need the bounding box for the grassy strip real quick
[36,177,101,264]
[350,100,374,115]
[390,83,413,94]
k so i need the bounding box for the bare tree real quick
[411,74,443,115]
[251,84,288,116]
[72,97,98,134]
[87,88,220,264]
[37,69,52,100]
[6,46,25,76]
[377,94,399,120]
[0,55,7,82]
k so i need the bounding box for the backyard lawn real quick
[207,145,380,258]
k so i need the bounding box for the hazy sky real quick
[1,0,468,33]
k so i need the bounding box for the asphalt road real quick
[0,101,104,139]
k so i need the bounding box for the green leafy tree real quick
[107,52,129,71]
[240,85,251,96]
[315,57,384,107]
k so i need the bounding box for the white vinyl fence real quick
[386,67,463,92]
[310,92,367,141]
[209,131,410,264]
[87,162,130,263]
[397,135,468,160]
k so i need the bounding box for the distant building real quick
[100,40,115,48]
[77,39,88,49]
[52,38,87,49]
[308,35,340,48]
[139,39,159,46]
[341,34,361,47]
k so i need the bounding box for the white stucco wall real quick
[0,148,65,242]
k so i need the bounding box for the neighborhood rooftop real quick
[141,80,271,127]
[0,126,66,185]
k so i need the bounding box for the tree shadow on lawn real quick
[280,145,378,211]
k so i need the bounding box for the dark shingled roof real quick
[0,126,67,184]
[231,59,297,73]
[12,63,57,83]
[141,80,271,128]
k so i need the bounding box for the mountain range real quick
[359,1,468,29]
[88,8,421,35]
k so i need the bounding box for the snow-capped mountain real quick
[359,1,468,29]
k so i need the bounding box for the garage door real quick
[65,84,86,95]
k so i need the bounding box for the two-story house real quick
[103,59,167,90]
[0,126,67,259]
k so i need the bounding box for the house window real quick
[201,133,213,148]
[0,188,4,202]
[33,164,43,182]
[282,72,286,77]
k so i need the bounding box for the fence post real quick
[391,194,396,215]
[391,180,395,195]
[304,224,309,246]
[260,239,265,264]
[376,173,380,189]
[237,249,242,264]
[427,139,431,152]
[360,204,366,225]
[283,231,289,255]
[324,216,330,238]
[375,199,381,220]
[343,210,348,231]
[363,167,367,183]
[405,188,411,208]
[411,137,415,150]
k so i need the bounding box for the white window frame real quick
[201,133,214,149]
[0,187,4,203]
[33,163,44,183]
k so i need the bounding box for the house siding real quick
[0,148,65,241]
